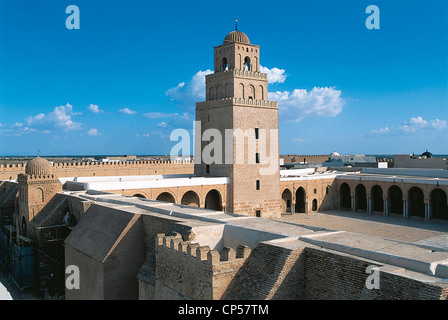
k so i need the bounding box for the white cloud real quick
[165,70,213,110]
[259,65,287,84]
[136,133,150,138]
[87,128,100,136]
[272,87,345,122]
[370,126,390,135]
[431,119,447,130]
[399,116,428,133]
[157,122,167,128]
[119,108,137,115]
[143,112,181,119]
[292,137,306,143]
[88,104,103,114]
[25,103,82,131]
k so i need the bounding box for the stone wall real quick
[0,160,194,180]
[305,247,448,300]
[153,232,250,300]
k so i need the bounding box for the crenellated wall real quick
[0,160,194,180]
[153,232,251,300]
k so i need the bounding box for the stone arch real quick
[37,187,44,202]
[240,83,245,99]
[388,185,403,215]
[244,56,251,71]
[408,186,425,218]
[21,216,27,237]
[259,85,264,100]
[221,57,228,71]
[216,85,221,99]
[295,186,306,213]
[371,185,383,213]
[209,87,214,100]
[312,199,318,212]
[430,188,448,220]
[155,192,175,204]
[204,189,222,211]
[248,85,255,100]
[355,184,367,211]
[133,193,147,199]
[281,188,292,213]
[225,83,230,97]
[181,190,200,208]
[340,182,351,210]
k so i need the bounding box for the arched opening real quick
[221,57,228,71]
[156,192,175,204]
[204,189,222,211]
[295,187,306,213]
[281,189,292,213]
[240,83,245,99]
[371,185,383,212]
[209,87,213,100]
[225,83,230,97]
[430,188,448,220]
[248,85,255,100]
[181,191,200,208]
[133,194,146,199]
[355,184,367,211]
[408,187,425,218]
[21,216,27,237]
[340,183,351,210]
[37,188,44,202]
[312,199,318,212]
[388,185,403,215]
[259,85,264,100]
[244,56,251,71]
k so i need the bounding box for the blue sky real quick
[0,0,447,156]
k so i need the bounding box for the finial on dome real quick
[235,19,238,31]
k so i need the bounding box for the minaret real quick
[17,156,62,239]
[195,26,281,218]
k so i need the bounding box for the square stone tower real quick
[17,156,62,239]
[195,28,281,218]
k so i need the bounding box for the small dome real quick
[25,156,52,176]
[421,150,433,158]
[224,31,250,44]
[330,151,340,157]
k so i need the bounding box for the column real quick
[337,194,341,210]
[351,196,355,211]
[403,200,408,219]
[367,196,372,214]
[291,203,295,215]
[424,202,430,220]
[383,198,388,216]
[403,199,409,219]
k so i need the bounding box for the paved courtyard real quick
[280,210,448,249]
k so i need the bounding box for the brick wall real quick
[304,247,448,300]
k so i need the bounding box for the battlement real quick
[0,159,191,170]
[156,232,251,267]
[206,69,268,81]
[0,159,194,180]
[196,97,277,109]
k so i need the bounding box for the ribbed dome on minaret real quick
[25,156,52,176]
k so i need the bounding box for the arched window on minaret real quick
[260,85,264,100]
[37,188,44,202]
[244,56,251,71]
[240,83,245,99]
[249,85,255,100]
[221,57,228,71]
